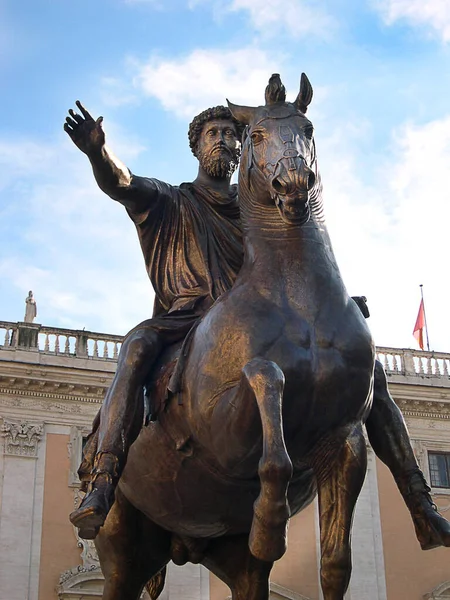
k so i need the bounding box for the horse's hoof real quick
[249,511,288,562]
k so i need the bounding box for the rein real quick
[245,116,310,185]
[244,115,318,211]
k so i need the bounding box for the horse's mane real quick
[309,159,325,225]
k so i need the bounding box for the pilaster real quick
[0,420,44,600]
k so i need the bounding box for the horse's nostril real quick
[272,178,285,194]
[307,171,316,190]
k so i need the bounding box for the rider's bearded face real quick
[196,119,240,179]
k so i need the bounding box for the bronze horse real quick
[95,74,374,600]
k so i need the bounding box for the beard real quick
[197,145,240,179]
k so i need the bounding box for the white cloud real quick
[132,47,285,118]
[100,77,140,108]
[373,0,450,42]
[0,131,154,335]
[189,0,334,38]
[317,113,450,351]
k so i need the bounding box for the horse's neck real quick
[244,222,338,278]
[239,186,344,299]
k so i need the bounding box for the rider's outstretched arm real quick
[64,101,158,215]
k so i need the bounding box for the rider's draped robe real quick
[126,177,244,340]
[77,178,244,481]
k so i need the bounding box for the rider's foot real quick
[402,470,450,550]
[70,451,119,540]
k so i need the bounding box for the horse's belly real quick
[120,421,315,537]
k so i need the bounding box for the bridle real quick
[244,114,315,195]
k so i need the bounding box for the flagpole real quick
[420,284,431,351]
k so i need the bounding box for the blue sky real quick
[1,0,450,351]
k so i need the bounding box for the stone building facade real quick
[1,319,450,600]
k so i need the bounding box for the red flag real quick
[413,299,425,350]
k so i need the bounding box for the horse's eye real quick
[251,131,264,145]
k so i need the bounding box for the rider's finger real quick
[65,116,78,128]
[95,116,104,127]
[76,100,94,121]
[64,123,74,134]
[69,109,84,124]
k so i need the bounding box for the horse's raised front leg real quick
[242,358,293,562]
[202,533,273,600]
[317,424,367,600]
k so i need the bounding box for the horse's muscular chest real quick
[188,290,373,410]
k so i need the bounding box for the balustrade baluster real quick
[444,360,449,377]
[65,337,70,353]
[93,340,99,358]
[103,342,109,358]
[392,355,399,373]
[44,333,50,352]
[418,357,424,374]
[3,329,10,346]
[427,356,433,375]
[113,342,118,359]
[55,334,60,354]
[435,359,442,376]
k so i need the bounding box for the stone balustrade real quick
[0,320,122,361]
[1,320,450,385]
[376,347,450,381]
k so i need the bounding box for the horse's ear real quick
[265,74,286,104]
[227,100,256,125]
[294,73,313,113]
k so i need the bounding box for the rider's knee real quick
[119,329,161,371]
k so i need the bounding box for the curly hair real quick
[188,106,245,156]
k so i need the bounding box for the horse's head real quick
[228,74,317,226]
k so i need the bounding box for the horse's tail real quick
[145,566,167,600]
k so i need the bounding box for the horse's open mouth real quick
[275,195,311,225]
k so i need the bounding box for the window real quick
[429,452,450,488]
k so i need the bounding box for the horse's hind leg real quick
[202,534,273,600]
[242,358,293,563]
[95,487,171,600]
[317,424,367,600]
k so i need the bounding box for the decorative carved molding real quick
[270,582,312,600]
[59,563,102,586]
[1,420,43,457]
[225,583,311,600]
[424,579,450,599]
[0,395,99,416]
[396,397,450,420]
[0,378,108,401]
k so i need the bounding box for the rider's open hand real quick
[64,101,105,155]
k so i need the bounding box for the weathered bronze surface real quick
[65,75,450,600]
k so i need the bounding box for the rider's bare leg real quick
[70,327,162,538]
[366,360,450,550]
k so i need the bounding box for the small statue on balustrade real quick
[24,291,37,323]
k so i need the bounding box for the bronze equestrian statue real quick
[64,74,450,600]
